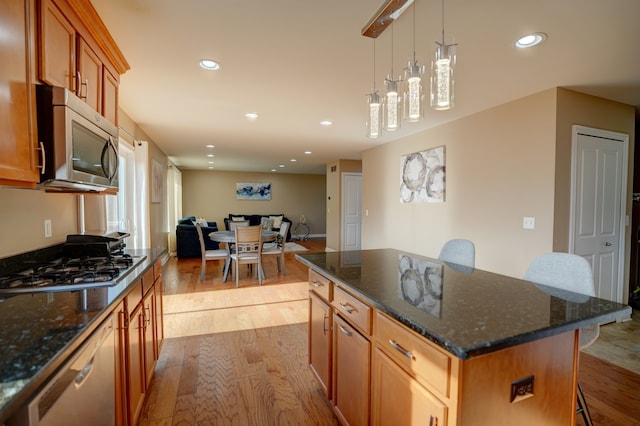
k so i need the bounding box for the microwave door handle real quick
[108,137,119,182]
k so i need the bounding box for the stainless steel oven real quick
[36,85,119,193]
[9,314,116,426]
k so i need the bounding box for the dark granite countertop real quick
[296,249,632,360]
[0,247,166,424]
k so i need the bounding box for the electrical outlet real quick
[522,217,535,230]
[44,219,52,238]
[510,375,534,403]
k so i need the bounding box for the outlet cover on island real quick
[523,217,535,230]
[44,219,52,238]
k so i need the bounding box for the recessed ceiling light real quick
[320,120,332,126]
[205,144,215,148]
[199,59,221,70]
[304,151,312,155]
[207,154,214,158]
[515,33,547,48]
[271,169,277,172]
[208,166,214,169]
[208,161,214,164]
[245,112,259,119]
[290,159,297,162]
[279,164,285,168]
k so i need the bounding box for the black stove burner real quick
[0,251,140,292]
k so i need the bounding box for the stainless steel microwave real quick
[36,85,119,192]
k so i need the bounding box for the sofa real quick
[176,216,220,258]
[224,213,293,241]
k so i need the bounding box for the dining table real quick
[209,230,277,281]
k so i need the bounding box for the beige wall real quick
[326,160,362,250]
[0,188,78,257]
[181,170,326,235]
[362,88,636,281]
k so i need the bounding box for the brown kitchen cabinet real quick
[332,313,370,426]
[153,260,164,356]
[37,0,128,123]
[124,280,146,426]
[0,0,40,188]
[309,290,332,399]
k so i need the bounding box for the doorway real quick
[341,172,362,251]
[570,125,629,303]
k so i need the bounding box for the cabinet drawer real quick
[308,269,332,301]
[142,267,154,295]
[375,312,452,398]
[332,285,371,335]
[125,280,143,315]
[153,260,162,281]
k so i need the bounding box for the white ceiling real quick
[90,0,640,175]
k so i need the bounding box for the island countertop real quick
[0,247,166,424]
[295,249,631,360]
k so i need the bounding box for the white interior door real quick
[341,173,362,251]
[570,125,628,303]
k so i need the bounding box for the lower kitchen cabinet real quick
[114,301,127,426]
[142,290,155,389]
[309,290,332,399]
[332,313,370,426]
[126,298,146,426]
[371,347,447,426]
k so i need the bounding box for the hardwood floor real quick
[140,239,639,425]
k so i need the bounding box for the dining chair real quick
[262,221,290,275]
[195,222,229,282]
[524,252,599,426]
[230,225,263,287]
[438,239,475,268]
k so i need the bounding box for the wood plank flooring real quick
[140,239,640,425]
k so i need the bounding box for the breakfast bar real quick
[296,249,631,425]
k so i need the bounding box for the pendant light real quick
[431,0,456,110]
[403,1,425,122]
[383,23,402,132]
[366,40,382,138]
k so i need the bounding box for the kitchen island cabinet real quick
[297,249,631,426]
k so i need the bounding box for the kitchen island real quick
[296,249,631,426]
[0,247,166,425]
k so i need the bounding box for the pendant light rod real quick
[362,0,415,38]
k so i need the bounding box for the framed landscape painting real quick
[236,182,271,200]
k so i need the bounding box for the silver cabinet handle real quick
[310,280,324,288]
[389,339,413,360]
[339,302,355,314]
[38,141,46,174]
[338,325,352,337]
[323,313,329,335]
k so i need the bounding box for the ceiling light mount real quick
[515,32,547,48]
[362,0,415,38]
[199,59,221,70]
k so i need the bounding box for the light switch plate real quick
[522,217,535,230]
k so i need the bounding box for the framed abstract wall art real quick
[400,146,445,203]
[236,182,271,200]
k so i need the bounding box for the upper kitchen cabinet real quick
[0,0,40,188]
[38,0,129,124]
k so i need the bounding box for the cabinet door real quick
[371,347,447,426]
[114,301,127,426]
[333,313,370,426]
[154,276,164,358]
[142,290,156,388]
[77,37,102,112]
[0,0,39,187]
[103,67,119,124]
[39,0,75,90]
[126,304,146,426]
[309,291,332,399]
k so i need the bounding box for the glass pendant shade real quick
[430,42,456,110]
[366,91,382,138]
[403,58,425,122]
[383,77,402,131]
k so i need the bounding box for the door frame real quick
[569,125,629,303]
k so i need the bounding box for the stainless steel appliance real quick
[36,85,119,193]
[0,233,145,294]
[9,314,116,426]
